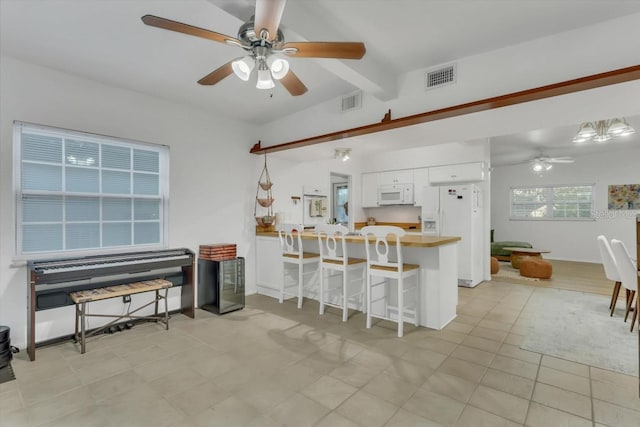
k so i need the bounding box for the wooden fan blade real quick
[280,69,308,96]
[141,15,241,46]
[198,61,234,86]
[254,0,286,41]
[283,42,366,59]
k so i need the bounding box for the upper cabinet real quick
[428,162,485,185]
[361,172,379,208]
[412,168,429,207]
[379,170,414,185]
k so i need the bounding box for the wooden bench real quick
[70,279,172,354]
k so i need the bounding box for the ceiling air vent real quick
[341,91,362,112]
[425,64,456,90]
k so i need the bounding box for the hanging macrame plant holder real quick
[255,154,275,227]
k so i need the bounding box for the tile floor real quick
[1,281,639,427]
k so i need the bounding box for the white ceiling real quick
[2,0,640,163]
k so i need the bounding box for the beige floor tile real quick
[591,378,640,412]
[87,369,147,403]
[363,371,419,406]
[148,365,207,397]
[336,390,398,427]
[349,349,394,370]
[525,402,592,427]
[421,371,477,404]
[489,354,539,380]
[39,405,113,427]
[450,345,495,367]
[25,386,95,427]
[536,366,590,396]
[480,368,534,400]
[268,392,330,427]
[403,388,465,426]
[301,375,358,409]
[532,382,592,419]
[540,355,589,378]
[192,395,260,427]
[446,320,475,334]
[413,337,458,355]
[330,360,382,387]
[437,357,487,383]
[455,405,521,427]
[468,384,529,424]
[269,361,326,391]
[383,358,435,386]
[427,329,468,345]
[314,412,361,427]
[476,319,512,332]
[167,381,231,416]
[0,389,24,415]
[469,326,508,343]
[385,408,444,426]
[208,364,272,393]
[20,371,82,407]
[497,343,541,365]
[503,332,526,346]
[189,351,241,379]
[400,346,449,369]
[454,314,483,326]
[593,399,640,427]
[460,335,501,353]
[590,366,638,388]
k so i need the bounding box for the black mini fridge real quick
[198,257,245,314]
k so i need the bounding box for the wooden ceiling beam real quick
[250,64,640,155]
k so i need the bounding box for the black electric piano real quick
[27,248,195,361]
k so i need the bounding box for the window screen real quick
[15,122,169,257]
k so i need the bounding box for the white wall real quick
[491,147,640,263]
[0,57,257,348]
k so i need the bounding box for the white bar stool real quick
[316,224,366,322]
[361,225,420,337]
[596,235,622,316]
[611,239,639,332]
[277,223,319,309]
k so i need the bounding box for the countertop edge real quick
[256,231,461,248]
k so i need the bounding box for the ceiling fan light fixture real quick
[573,117,635,143]
[576,122,597,138]
[267,56,289,79]
[231,56,254,81]
[532,161,544,172]
[256,60,275,89]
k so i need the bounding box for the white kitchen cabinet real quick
[428,162,485,185]
[361,172,379,207]
[379,169,413,185]
[412,168,429,207]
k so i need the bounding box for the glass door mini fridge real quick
[198,257,245,314]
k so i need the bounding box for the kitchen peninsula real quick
[255,230,461,330]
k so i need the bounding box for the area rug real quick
[520,287,638,376]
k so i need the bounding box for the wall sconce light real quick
[334,148,351,162]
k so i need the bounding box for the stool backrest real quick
[596,235,619,282]
[277,223,304,260]
[611,239,638,292]
[316,224,349,266]
[360,225,405,272]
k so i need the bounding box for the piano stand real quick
[70,279,173,354]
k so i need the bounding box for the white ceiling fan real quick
[529,155,574,172]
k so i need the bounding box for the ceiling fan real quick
[529,155,574,172]
[141,0,366,96]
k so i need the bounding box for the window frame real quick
[509,183,596,221]
[13,121,170,260]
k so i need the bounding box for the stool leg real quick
[342,268,348,322]
[366,270,372,329]
[398,277,404,338]
[624,290,635,322]
[360,266,366,314]
[414,274,420,327]
[319,265,325,315]
[297,263,303,309]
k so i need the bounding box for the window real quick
[510,184,595,220]
[14,122,169,257]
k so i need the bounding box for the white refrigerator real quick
[422,184,484,287]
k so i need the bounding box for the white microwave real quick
[378,184,414,205]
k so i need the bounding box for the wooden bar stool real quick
[277,223,319,309]
[361,225,420,337]
[316,224,366,322]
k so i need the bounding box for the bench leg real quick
[80,302,86,354]
[164,288,169,330]
[74,304,79,343]
[154,290,159,323]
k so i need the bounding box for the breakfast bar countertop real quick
[255,230,461,248]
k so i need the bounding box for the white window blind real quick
[510,184,595,220]
[15,122,169,257]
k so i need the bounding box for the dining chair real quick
[360,225,419,337]
[315,224,366,321]
[596,235,622,316]
[610,239,639,332]
[277,223,320,309]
